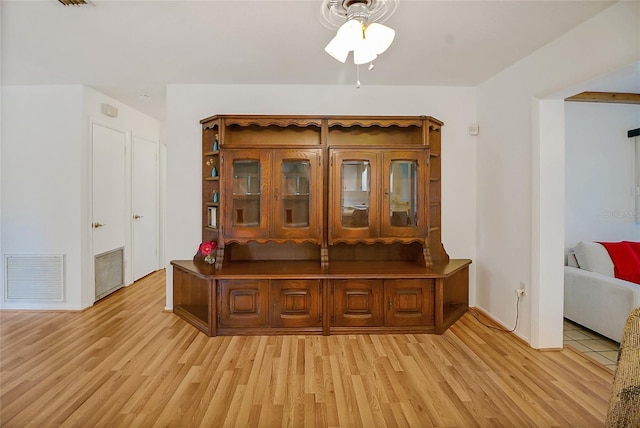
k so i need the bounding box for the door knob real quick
[92,222,106,228]
[133,214,143,220]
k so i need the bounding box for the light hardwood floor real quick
[1,270,613,427]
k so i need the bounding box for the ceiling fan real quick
[320,0,399,65]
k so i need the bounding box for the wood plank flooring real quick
[1,270,613,427]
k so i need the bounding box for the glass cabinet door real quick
[382,151,426,237]
[232,160,261,227]
[341,160,371,228]
[330,150,379,243]
[272,150,321,240]
[281,160,310,227]
[224,150,269,238]
[389,160,417,227]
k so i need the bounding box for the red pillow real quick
[597,241,640,284]
[623,241,640,259]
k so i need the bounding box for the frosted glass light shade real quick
[324,19,363,63]
[353,40,377,65]
[364,23,395,54]
[324,35,349,63]
[338,19,363,49]
[324,19,394,65]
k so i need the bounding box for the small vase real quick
[204,254,215,265]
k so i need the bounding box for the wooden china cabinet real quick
[172,115,470,337]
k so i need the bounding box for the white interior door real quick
[132,136,159,280]
[92,123,126,299]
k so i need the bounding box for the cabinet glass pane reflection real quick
[232,160,261,227]
[281,160,310,227]
[389,160,418,227]
[341,161,370,228]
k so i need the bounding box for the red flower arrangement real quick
[199,241,217,264]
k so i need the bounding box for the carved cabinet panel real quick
[383,279,434,327]
[332,279,384,327]
[270,279,322,328]
[218,279,269,328]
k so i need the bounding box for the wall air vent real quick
[5,254,65,301]
[58,0,88,6]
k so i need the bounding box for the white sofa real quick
[564,242,640,343]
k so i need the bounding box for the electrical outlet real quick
[516,281,526,296]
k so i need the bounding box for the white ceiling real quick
[1,0,625,120]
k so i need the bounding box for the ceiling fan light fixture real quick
[321,0,398,66]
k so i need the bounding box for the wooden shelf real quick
[281,194,310,199]
[232,193,260,199]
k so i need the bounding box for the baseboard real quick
[469,306,513,329]
[469,306,532,348]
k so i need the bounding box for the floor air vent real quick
[95,247,124,301]
[5,254,65,301]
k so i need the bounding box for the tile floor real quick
[563,318,620,371]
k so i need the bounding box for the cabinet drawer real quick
[219,279,269,328]
[332,279,383,327]
[384,279,434,327]
[271,280,322,328]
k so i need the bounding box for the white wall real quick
[477,1,640,347]
[565,102,640,248]
[165,84,477,309]
[0,85,161,310]
[1,85,84,309]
